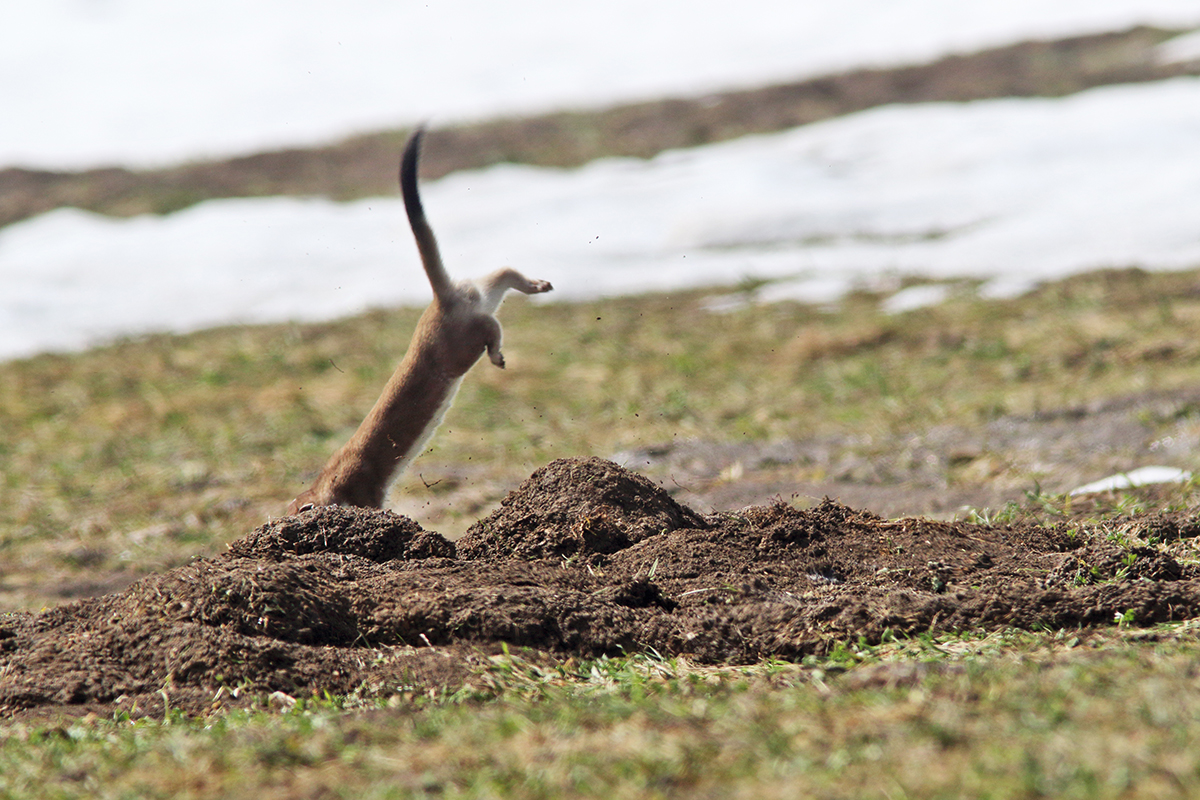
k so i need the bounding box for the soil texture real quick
[4,457,1200,719]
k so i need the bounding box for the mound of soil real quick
[3,457,1200,718]
[456,457,708,560]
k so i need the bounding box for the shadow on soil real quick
[4,457,1200,718]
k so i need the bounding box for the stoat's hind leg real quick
[481,316,506,368]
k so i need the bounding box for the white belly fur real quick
[384,374,465,501]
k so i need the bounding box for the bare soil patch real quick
[618,386,1200,520]
[4,456,1198,719]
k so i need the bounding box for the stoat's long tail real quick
[400,127,453,302]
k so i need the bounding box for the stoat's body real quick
[288,128,552,514]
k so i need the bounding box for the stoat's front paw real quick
[530,280,553,294]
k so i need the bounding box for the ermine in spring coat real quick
[287,128,552,514]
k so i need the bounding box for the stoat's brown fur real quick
[287,128,552,514]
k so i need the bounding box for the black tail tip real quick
[402,124,428,164]
[400,124,429,193]
[407,123,426,149]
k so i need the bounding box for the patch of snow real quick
[1157,27,1200,63]
[756,277,858,307]
[1069,466,1194,495]
[882,284,952,314]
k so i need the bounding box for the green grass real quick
[5,629,1200,798]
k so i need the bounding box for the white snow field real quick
[4,0,1200,169]
[3,2,1200,361]
[4,76,1200,361]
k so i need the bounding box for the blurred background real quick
[2,0,1200,361]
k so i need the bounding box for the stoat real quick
[287,127,552,514]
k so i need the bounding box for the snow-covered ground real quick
[5,76,1200,362]
[5,0,1200,169]
[3,2,1200,361]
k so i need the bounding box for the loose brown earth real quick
[4,457,1199,720]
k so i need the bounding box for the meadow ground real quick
[5,266,1200,796]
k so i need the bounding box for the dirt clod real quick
[228,505,454,562]
[455,457,708,561]
[4,457,1200,719]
